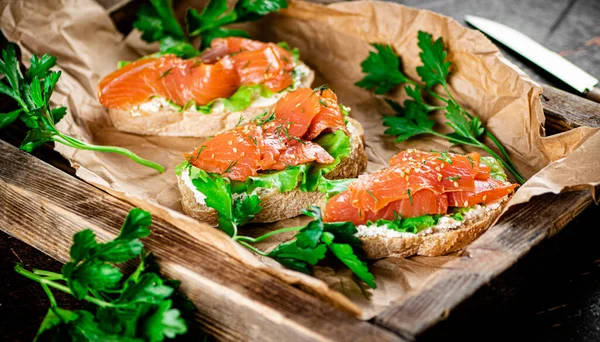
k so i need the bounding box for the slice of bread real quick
[108,62,315,137]
[178,117,367,226]
[357,198,510,259]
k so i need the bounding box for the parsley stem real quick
[14,264,120,309]
[484,130,524,181]
[234,226,303,244]
[236,240,268,256]
[41,283,58,307]
[426,89,449,103]
[53,133,165,173]
[442,91,525,182]
[33,269,64,280]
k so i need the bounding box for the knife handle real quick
[585,87,600,104]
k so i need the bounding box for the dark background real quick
[1,0,599,341]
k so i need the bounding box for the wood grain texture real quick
[373,190,595,340]
[0,139,402,342]
[541,85,600,133]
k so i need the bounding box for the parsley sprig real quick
[135,0,287,54]
[0,44,165,172]
[15,208,194,341]
[356,32,525,184]
[234,206,376,288]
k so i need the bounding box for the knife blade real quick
[464,15,600,103]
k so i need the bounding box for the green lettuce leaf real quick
[317,178,355,199]
[370,214,440,234]
[196,84,273,114]
[300,129,351,192]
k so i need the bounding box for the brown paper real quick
[2,0,599,319]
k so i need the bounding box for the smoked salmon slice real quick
[185,124,263,181]
[304,89,348,141]
[323,150,517,225]
[447,178,518,207]
[98,38,296,110]
[324,190,448,226]
[186,88,349,181]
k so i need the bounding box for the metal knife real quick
[464,15,600,103]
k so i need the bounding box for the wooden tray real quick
[1,1,599,341]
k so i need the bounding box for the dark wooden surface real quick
[1,0,600,341]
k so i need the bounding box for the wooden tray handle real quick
[585,87,600,104]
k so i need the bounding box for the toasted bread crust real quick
[359,199,509,259]
[178,117,367,226]
[108,64,315,137]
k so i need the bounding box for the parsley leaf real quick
[267,241,328,274]
[189,167,262,236]
[15,209,194,341]
[232,193,263,226]
[142,300,188,341]
[355,44,408,94]
[235,0,288,21]
[0,44,165,172]
[416,31,451,89]
[356,31,525,184]
[135,0,186,43]
[136,0,287,53]
[321,232,376,289]
[239,206,376,288]
[382,86,438,142]
[62,208,151,299]
[0,108,22,129]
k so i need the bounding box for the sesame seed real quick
[241,152,245,157]
[211,154,215,158]
[483,195,487,201]
[454,181,459,187]
[405,176,409,181]
[440,164,445,168]
[228,141,233,145]
[233,148,237,153]
[435,167,441,171]
[437,175,442,181]
[463,201,468,207]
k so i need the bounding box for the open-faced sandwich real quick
[322,149,518,259]
[97,37,314,137]
[176,87,367,226]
